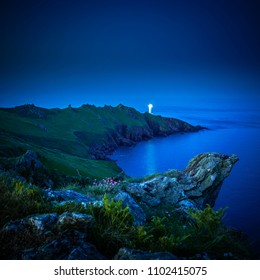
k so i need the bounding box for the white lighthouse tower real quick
[148,104,153,114]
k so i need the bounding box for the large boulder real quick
[56,212,93,230]
[3,212,93,235]
[3,213,58,234]
[44,189,91,203]
[2,212,100,260]
[44,189,103,209]
[125,153,238,210]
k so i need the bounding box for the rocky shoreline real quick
[90,110,205,160]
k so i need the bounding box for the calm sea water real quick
[110,106,260,255]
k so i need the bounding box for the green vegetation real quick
[39,148,121,179]
[0,104,196,180]
[0,104,142,179]
[53,201,88,215]
[85,196,251,259]
[188,204,226,235]
[0,175,252,259]
[88,194,135,257]
[0,175,52,228]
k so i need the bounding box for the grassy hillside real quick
[0,104,201,179]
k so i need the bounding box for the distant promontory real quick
[0,103,204,180]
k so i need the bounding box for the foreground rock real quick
[3,212,94,235]
[3,213,59,233]
[22,234,106,260]
[114,191,146,225]
[2,212,105,260]
[125,152,238,210]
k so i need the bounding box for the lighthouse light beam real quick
[148,104,153,114]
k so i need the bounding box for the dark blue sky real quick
[1,0,259,110]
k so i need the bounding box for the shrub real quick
[133,226,153,249]
[183,205,230,254]
[188,204,226,236]
[132,215,190,253]
[0,174,51,227]
[158,234,190,252]
[88,194,134,257]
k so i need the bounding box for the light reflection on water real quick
[110,107,260,254]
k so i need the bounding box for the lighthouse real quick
[148,104,153,114]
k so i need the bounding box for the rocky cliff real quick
[125,152,239,214]
[88,105,205,159]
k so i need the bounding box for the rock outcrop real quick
[43,152,238,216]
[11,150,52,187]
[114,191,146,225]
[2,212,101,260]
[42,152,238,216]
[3,212,94,235]
[15,150,42,170]
[125,153,238,210]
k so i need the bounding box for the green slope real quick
[0,104,201,179]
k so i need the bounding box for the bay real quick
[110,106,260,255]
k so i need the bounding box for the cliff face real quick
[88,105,204,159]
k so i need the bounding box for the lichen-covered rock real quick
[3,212,93,236]
[175,199,198,213]
[113,247,178,260]
[27,214,58,232]
[184,153,238,207]
[125,152,238,210]
[3,213,58,234]
[44,189,103,209]
[114,191,146,225]
[56,212,93,230]
[44,189,90,203]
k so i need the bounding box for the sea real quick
[110,106,260,255]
